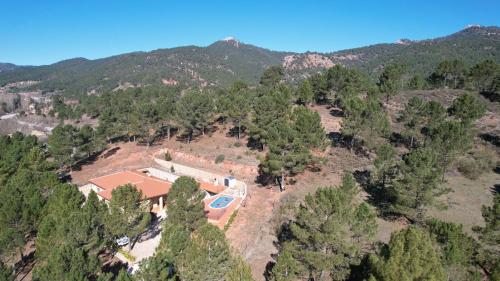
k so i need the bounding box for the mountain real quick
[285,25,500,78]
[0,39,291,95]
[0,26,499,96]
[0,63,18,73]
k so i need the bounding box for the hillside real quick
[0,39,290,95]
[0,63,18,73]
[0,26,499,95]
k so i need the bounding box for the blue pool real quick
[209,196,234,209]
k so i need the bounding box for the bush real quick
[234,141,242,148]
[457,148,496,180]
[164,151,172,161]
[170,165,175,173]
[215,154,225,164]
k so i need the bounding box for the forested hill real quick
[0,63,18,73]
[1,26,499,96]
[326,25,500,76]
[0,39,291,95]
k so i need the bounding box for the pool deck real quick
[205,195,242,229]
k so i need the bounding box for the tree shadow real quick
[353,170,400,219]
[491,184,500,196]
[330,108,344,117]
[328,132,370,157]
[480,133,500,147]
[226,126,247,139]
[480,90,500,103]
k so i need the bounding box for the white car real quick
[116,236,129,246]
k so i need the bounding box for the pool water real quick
[209,196,234,209]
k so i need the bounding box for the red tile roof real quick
[89,171,172,200]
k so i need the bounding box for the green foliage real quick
[430,59,467,88]
[370,227,446,281]
[427,219,476,266]
[391,147,442,221]
[373,143,398,188]
[469,59,499,92]
[33,244,100,281]
[225,255,255,281]
[271,173,377,280]
[407,75,425,90]
[165,176,206,231]
[260,66,284,87]
[291,106,326,149]
[176,91,215,142]
[164,151,172,161]
[448,93,486,126]
[215,154,225,164]
[177,223,232,281]
[0,262,13,281]
[296,79,314,105]
[399,96,426,148]
[457,148,497,180]
[106,184,151,249]
[378,63,404,102]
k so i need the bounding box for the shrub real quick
[234,141,242,148]
[170,165,175,173]
[164,151,172,161]
[457,148,496,180]
[215,154,225,164]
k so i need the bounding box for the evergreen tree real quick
[177,223,232,281]
[291,106,326,149]
[105,184,151,250]
[392,147,442,221]
[227,84,252,139]
[378,63,403,103]
[176,91,215,143]
[369,227,446,281]
[260,66,284,87]
[226,255,255,281]
[399,97,426,148]
[271,173,377,280]
[469,60,499,93]
[249,86,292,150]
[0,262,13,281]
[341,96,366,151]
[296,79,314,105]
[48,124,78,170]
[164,176,206,231]
[259,120,311,191]
[373,143,398,188]
[33,244,100,281]
[448,93,486,126]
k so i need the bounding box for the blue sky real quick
[1,0,499,65]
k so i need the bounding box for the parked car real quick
[116,236,129,246]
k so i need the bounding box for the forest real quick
[0,57,499,281]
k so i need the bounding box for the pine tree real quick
[106,184,151,250]
[448,93,486,127]
[226,255,255,281]
[469,60,499,93]
[291,106,326,149]
[176,91,215,143]
[176,223,232,281]
[370,227,446,281]
[296,79,314,105]
[373,143,398,188]
[164,176,206,231]
[399,96,426,148]
[392,147,442,221]
[272,173,377,280]
[378,63,403,103]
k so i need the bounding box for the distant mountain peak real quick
[222,36,240,47]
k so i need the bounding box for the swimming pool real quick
[209,195,234,209]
